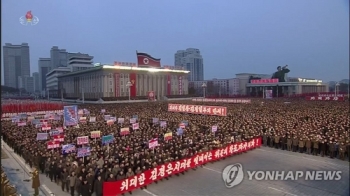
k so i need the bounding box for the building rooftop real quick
[57,65,190,78]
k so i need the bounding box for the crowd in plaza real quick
[1,99,349,196]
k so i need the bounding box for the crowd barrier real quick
[104,137,262,195]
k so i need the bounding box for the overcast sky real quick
[1,0,349,83]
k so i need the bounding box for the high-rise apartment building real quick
[32,72,40,92]
[38,58,51,91]
[2,43,30,89]
[174,48,203,81]
[50,46,68,68]
[21,76,34,93]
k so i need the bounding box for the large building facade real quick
[50,46,68,68]
[3,43,30,89]
[67,53,94,71]
[58,65,189,99]
[190,78,241,97]
[46,67,72,97]
[32,72,40,92]
[239,73,329,96]
[174,48,203,81]
[38,58,51,92]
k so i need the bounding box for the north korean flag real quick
[136,51,161,67]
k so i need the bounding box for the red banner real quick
[114,73,120,97]
[148,91,155,101]
[168,104,227,116]
[179,76,183,95]
[192,98,251,104]
[251,78,278,84]
[167,74,171,96]
[318,93,345,97]
[137,52,161,67]
[305,96,344,101]
[129,73,137,97]
[104,137,261,195]
[47,141,60,149]
[1,102,65,113]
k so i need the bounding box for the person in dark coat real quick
[329,141,335,159]
[94,175,103,196]
[49,161,56,182]
[320,140,326,157]
[80,179,91,196]
[75,175,83,196]
[61,168,69,192]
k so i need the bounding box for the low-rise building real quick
[57,65,190,99]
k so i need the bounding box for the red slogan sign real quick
[104,137,262,195]
[192,98,251,104]
[251,78,278,84]
[305,96,344,101]
[318,93,344,97]
[168,104,227,116]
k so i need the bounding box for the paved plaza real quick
[130,147,349,196]
[2,144,349,196]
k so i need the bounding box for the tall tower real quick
[174,48,203,81]
[3,43,30,89]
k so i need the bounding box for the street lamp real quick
[201,83,207,98]
[126,81,132,101]
[335,83,340,97]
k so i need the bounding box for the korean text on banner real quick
[77,147,91,158]
[103,137,262,196]
[160,121,167,128]
[106,120,114,125]
[77,136,89,145]
[36,133,48,141]
[89,116,96,122]
[47,141,60,149]
[148,138,158,149]
[168,104,227,117]
[132,123,139,130]
[120,127,130,136]
[62,144,76,154]
[49,130,60,136]
[118,118,124,124]
[53,134,65,142]
[90,131,101,138]
[164,132,172,140]
[64,105,78,126]
[102,135,114,145]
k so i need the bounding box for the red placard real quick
[53,134,65,142]
[148,91,155,101]
[103,137,262,196]
[251,78,279,84]
[129,73,137,97]
[305,96,344,101]
[47,141,60,149]
[192,98,251,104]
[178,76,183,95]
[168,104,227,116]
[115,73,120,97]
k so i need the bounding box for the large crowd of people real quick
[1,99,349,196]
